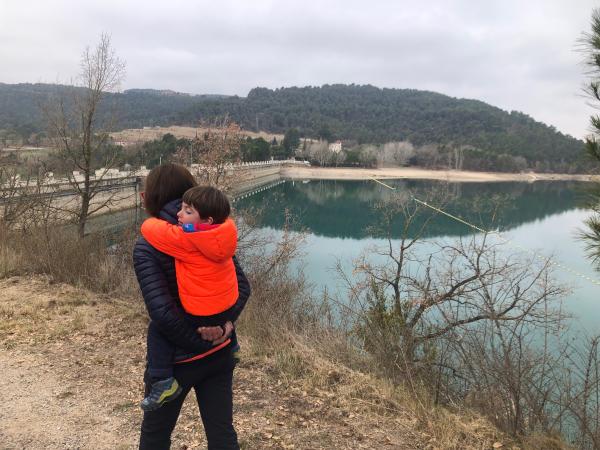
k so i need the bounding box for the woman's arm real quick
[133,238,214,353]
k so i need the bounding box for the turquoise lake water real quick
[234,179,600,335]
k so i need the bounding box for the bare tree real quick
[0,167,30,228]
[447,146,464,170]
[550,335,600,449]
[44,33,126,237]
[379,141,415,167]
[0,163,60,231]
[305,140,332,166]
[450,288,569,436]
[330,148,346,167]
[332,191,600,446]
[413,145,441,169]
[357,144,378,168]
[173,119,243,192]
[235,208,310,339]
[338,193,566,386]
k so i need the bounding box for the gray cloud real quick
[1,0,598,138]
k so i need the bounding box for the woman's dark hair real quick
[143,163,197,217]
[182,186,231,224]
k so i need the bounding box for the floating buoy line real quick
[370,177,600,288]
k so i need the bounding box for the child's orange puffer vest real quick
[141,218,238,316]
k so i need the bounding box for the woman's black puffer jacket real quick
[133,199,251,362]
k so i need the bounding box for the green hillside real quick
[0,83,218,135]
[182,85,585,171]
[0,83,586,172]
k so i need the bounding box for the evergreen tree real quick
[240,137,271,161]
[282,128,300,154]
[580,8,600,268]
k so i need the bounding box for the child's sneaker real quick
[140,377,182,411]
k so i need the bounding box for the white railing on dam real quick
[1,159,309,203]
[188,159,309,173]
[2,159,309,190]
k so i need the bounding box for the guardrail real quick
[190,159,309,171]
[0,176,142,205]
[0,159,310,203]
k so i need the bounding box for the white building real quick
[328,140,342,153]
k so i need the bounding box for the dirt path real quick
[0,277,143,449]
[0,349,132,449]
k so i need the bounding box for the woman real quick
[133,163,250,450]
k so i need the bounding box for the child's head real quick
[179,186,231,225]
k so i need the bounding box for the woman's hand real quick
[212,321,234,346]
[197,321,234,345]
[197,326,223,342]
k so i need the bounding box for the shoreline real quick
[280,166,600,183]
[56,166,600,222]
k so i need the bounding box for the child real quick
[139,185,239,411]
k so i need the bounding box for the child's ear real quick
[207,217,214,224]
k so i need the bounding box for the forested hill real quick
[0,83,584,171]
[0,83,222,136]
[183,85,584,171]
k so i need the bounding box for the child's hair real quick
[182,186,231,224]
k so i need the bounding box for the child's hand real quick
[197,326,223,341]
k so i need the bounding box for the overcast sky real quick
[1,0,598,138]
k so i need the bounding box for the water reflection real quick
[235,179,600,334]
[234,179,588,239]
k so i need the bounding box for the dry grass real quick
[236,222,574,449]
[239,330,532,450]
[0,225,138,294]
[0,274,574,449]
[0,275,142,347]
[0,216,574,449]
[260,335,574,449]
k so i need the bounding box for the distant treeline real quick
[0,82,587,172]
[185,85,587,172]
[126,132,297,169]
[0,83,216,139]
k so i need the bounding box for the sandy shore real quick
[281,166,600,183]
